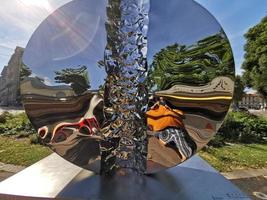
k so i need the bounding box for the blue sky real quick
[0,0,267,77]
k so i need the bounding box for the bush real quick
[217,111,267,143]
[0,112,36,137]
[0,111,12,123]
[207,135,225,147]
[29,134,39,144]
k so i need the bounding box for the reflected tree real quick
[149,31,234,90]
[20,63,32,81]
[54,66,90,95]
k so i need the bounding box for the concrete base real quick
[0,153,250,200]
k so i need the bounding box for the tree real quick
[149,31,235,90]
[17,63,32,105]
[242,16,267,99]
[233,75,245,109]
[54,66,90,95]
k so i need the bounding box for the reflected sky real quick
[23,0,223,89]
[147,0,221,63]
[23,0,108,89]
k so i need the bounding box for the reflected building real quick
[21,77,75,98]
[0,47,24,107]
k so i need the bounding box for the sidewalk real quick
[0,162,25,173]
[222,168,267,200]
[0,162,25,181]
[0,107,24,115]
[222,168,267,179]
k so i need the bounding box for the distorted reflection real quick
[21,0,235,174]
[21,0,107,173]
[145,0,234,173]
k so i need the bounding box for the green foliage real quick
[199,143,267,172]
[149,31,234,90]
[0,112,35,136]
[0,111,12,123]
[29,134,40,144]
[207,135,225,147]
[218,111,267,143]
[242,16,267,99]
[54,66,90,95]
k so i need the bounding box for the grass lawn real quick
[0,136,52,166]
[199,143,267,172]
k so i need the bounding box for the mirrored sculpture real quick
[21,0,235,174]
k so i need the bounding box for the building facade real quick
[0,47,24,106]
[239,93,266,110]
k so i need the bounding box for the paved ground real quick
[222,168,267,179]
[223,168,267,200]
[0,171,14,182]
[0,107,24,115]
[0,162,25,173]
[231,177,267,200]
[0,162,25,181]
[249,109,267,118]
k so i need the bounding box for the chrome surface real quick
[0,153,83,198]
[21,0,235,174]
[0,154,249,200]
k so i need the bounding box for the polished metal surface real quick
[0,153,83,198]
[0,154,249,200]
[21,0,235,174]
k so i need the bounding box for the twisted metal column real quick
[101,0,150,174]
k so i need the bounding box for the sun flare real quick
[20,0,50,9]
